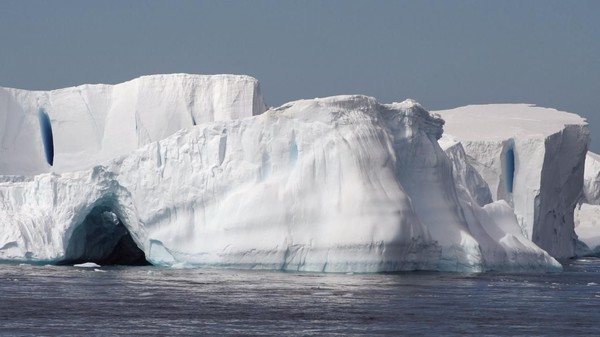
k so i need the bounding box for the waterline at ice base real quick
[0,74,594,273]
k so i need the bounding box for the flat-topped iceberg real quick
[435,104,589,259]
[0,74,266,175]
[0,78,562,272]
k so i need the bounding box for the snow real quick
[0,83,561,272]
[435,104,589,259]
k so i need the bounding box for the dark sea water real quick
[1,259,599,336]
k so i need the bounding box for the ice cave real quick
[59,203,149,266]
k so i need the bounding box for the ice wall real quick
[436,104,589,258]
[0,95,560,272]
[439,135,493,207]
[574,152,600,256]
[574,203,600,256]
[440,136,560,270]
[581,152,600,204]
[0,74,266,175]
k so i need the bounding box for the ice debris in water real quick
[74,262,101,268]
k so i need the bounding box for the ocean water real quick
[1,259,599,336]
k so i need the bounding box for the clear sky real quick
[1,1,599,149]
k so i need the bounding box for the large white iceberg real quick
[435,104,589,259]
[0,76,566,272]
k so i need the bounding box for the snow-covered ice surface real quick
[0,81,561,272]
[0,74,266,175]
[435,104,589,259]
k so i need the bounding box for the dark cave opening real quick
[38,108,54,166]
[59,205,150,266]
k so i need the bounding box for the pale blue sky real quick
[1,0,599,149]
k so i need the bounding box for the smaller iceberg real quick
[73,262,101,268]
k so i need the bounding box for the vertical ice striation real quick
[383,101,485,271]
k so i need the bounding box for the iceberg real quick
[0,75,565,272]
[73,262,101,268]
[435,104,589,259]
[0,74,266,175]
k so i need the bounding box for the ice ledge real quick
[436,104,587,141]
[0,73,262,93]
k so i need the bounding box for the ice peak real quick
[383,99,444,140]
[390,98,421,109]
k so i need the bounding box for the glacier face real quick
[0,74,266,175]
[0,83,561,272]
[435,104,589,259]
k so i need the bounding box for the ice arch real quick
[60,202,149,266]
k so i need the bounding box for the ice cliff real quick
[574,152,600,256]
[0,74,266,175]
[0,77,561,272]
[435,104,589,259]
